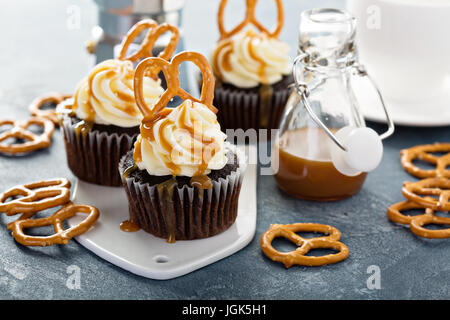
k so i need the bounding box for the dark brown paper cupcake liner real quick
[61,115,138,187]
[118,146,246,241]
[214,83,292,132]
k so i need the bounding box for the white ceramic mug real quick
[347,0,450,102]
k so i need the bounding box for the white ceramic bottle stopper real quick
[330,126,383,176]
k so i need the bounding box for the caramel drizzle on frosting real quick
[71,19,180,125]
[212,39,233,80]
[214,0,285,84]
[135,102,221,177]
[213,30,269,84]
[72,61,138,122]
[133,51,219,177]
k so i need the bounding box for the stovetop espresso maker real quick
[87,0,185,63]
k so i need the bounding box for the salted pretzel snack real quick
[0,178,71,216]
[218,0,284,40]
[260,223,349,267]
[0,117,54,155]
[388,199,450,239]
[118,19,180,78]
[401,143,450,178]
[8,202,99,247]
[402,178,450,211]
[134,51,217,121]
[29,92,73,124]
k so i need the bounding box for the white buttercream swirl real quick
[134,99,228,177]
[73,59,164,127]
[211,29,291,88]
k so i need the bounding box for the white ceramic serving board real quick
[68,145,257,280]
[353,75,450,127]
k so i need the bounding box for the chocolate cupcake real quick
[209,0,293,133]
[59,59,164,186]
[119,51,246,242]
[59,20,179,186]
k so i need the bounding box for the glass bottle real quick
[273,8,394,201]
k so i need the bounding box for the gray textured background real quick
[0,0,449,300]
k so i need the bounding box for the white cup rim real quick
[377,0,450,8]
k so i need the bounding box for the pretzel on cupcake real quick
[118,19,180,78]
[218,0,284,40]
[134,51,216,120]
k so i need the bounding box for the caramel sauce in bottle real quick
[273,128,367,201]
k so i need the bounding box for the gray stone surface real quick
[0,0,449,300]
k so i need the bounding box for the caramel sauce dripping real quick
[157,177,178,243]
[120,220,140,232]
[74,120,94,137]
[72,83,96,122]
[190,175,213,190]
[259,84,273,128]
[122,164,138,180]
[133,136,143,163]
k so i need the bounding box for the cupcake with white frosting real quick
[60,59,164,186]
[210,3,292,134]
[59,19,180,186]
[119,51,246,242]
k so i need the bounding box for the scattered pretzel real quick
[401,143,450,179]
[402,178,450,211]
[387,199,450,239]
[8,202,99,247]
[218,0,284,40]
[117,19,179,78]
[29,92,72,124]
[260,223,349,268]
[134,51,217,121]
[0,117,54,155]
[0,179,71,216]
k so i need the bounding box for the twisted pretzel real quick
[402,178,450,211]
[401,143,450,179]
[8,202,99,247]
[134,51,216,121]
[260,223,349,268]
[0,179,71,216]
[218,0,284,40]
[118,19,180,78]
[0,117,54,155]
[387,199,450,239]
[29,92,72,124]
